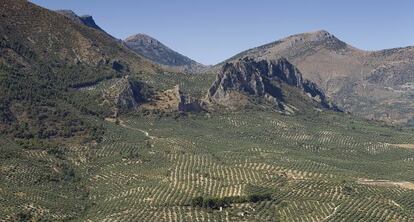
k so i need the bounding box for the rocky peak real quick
[79,15,103,31]
[55,10,83,23]
[307,30,336,40]
[208,57,338,112]
[281,30,339,45]
[125,34,162,46]
[124,34,205,72]
[56,10,104,32]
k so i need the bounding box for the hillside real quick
[215,30,414,125]
[207,57,338,112]
[124,34,206,73]
[0,0,163,136]
[0,0,160,219]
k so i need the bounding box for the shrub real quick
[191,193,272,210]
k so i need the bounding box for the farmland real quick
[79,110,414,221]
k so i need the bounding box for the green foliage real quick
[191,193,272,209]
[247,193,272,203]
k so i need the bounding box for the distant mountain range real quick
[56,10,206,73]
[53,11,414,125]
[1,2,413,126]
[124,33,207,73]
[215,30,414,125]
[2,1,414,221]
[0,0,337,138]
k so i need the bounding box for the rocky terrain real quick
[139,85,206,113]
[216,30,414,125]
[103,77,206,115]
[208,57,338,113]
[0,0,161,135]
[102,76,154,116]
[56,10,105,32]
[124,34,206,73]
[1,1,414,221]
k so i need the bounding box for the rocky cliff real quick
[208,57,337,113]
[213,30,414,124]
[56,10,105,32]
[139,85,206,114]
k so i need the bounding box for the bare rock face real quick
[56,10,104,32]
[103,76,152,116]
[213,30,414,124]
[208,57,337,112]
[139,85,206,113]
[103,77,205,116]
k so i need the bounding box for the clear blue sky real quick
[30,0,414,65]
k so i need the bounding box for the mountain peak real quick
[56,9,103,31]
[125,33,155,41]
[56,9,83,23]
[280,29,338,44]
[124,33,162,46]
[208,57,337,111]
[311,29,332,35]
[124,33,205,72]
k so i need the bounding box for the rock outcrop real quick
[139,85,206,113]
[103,77,206,116]
[56,10,104,32]
[208,57,337,112]
[103,76,153,116]
[56,10,117,40]
[212,30,414,124]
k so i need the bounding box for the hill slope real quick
[0,0,162,135]
[0,1,164,219]
[215,30,414,125]
[207,57,338,113]
[124,34,206,73]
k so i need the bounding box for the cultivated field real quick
[78,111,414,221]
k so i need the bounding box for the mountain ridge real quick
[56,9,107,34]
[124,33,206,73]
[207,57,338,113]
[212,30,414,124]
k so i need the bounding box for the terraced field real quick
[77,111,414,221]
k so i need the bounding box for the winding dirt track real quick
[393,144,414,149]
[105,118,156,139]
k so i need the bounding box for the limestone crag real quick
[140,85,206,113]
[208,57,337,112]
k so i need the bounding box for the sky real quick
[30,0,414,65]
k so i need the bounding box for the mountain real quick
[56,10,103,31]
[216,30,414,125]
[2,1,414,221]
[207,57,338,113]
[0,0,171,219]
[124,33,206,73]
[55,9,117,40]
[0,0,162,137]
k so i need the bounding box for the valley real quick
[3,104,414,221]
[0,0,413,221]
